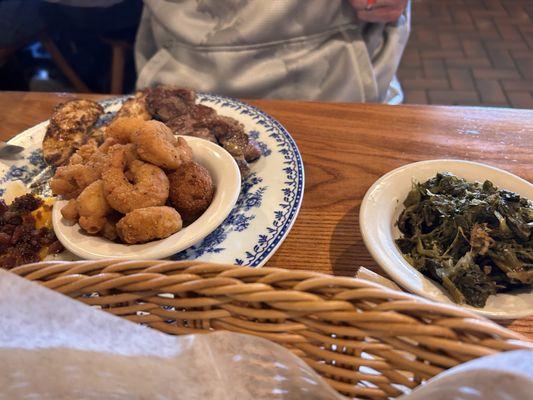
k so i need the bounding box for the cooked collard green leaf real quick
[396,172,532,307]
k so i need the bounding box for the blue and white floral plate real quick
[0,94,304,267]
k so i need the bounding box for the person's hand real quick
[348,0,408,23]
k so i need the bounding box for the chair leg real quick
[110,44,125,94]
[39,33,91,93]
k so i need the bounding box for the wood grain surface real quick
[0,91,531,338]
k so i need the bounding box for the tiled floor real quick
[398,0,533,108]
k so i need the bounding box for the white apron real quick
[135,0,410,103]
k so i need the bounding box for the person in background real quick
[135,0,410,104]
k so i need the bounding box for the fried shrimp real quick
[131,120,192,170]
[105,116,145,144]
[102,146,169,214]
[60,199,79,222]
[68,141,97,165]
[116,206,182,244]
[50,164,100,199]
[101,214,121,241]
[67,138,117,176]
[98,137,120,153]
[105,143,137,167]
[51,137,123,199]
[76,180,112,234]
[102,220,118,241]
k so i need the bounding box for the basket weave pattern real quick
[11,260,532,399]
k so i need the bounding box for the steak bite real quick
[201,116,256,174]
[244,140,261,162]
[143,85,261,176]
[165,114,217,143]
[188,104,217,124]
[116,91,151,120]
[146,86,196,121]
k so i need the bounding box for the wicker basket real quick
[10,259,532,399]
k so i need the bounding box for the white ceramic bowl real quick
[53,136,241,260]
[360,159,533,319]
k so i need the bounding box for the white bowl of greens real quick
[360,159,532,319]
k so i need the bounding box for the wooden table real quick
[1,91,531,338]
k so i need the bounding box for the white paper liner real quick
[1,270,531,399]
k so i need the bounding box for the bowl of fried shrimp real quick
[51,119,240,260]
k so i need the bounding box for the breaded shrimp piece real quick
[93,211,122,241]
[61,199,80,222]
[50,163,100,199]
[76,180,112,234]
[98,137,120,153]
[104,143,138,168]
[131,120,192,170]
[102,146,169,214]
[102,218,118,241]
[68,141,97,165]
[61,199,79,222]
[116,206,182,244]
[105,116,145,144]
[68,138,117,177]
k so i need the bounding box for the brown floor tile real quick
[496,25,523,40]
[404,90,429,104]
[462,40,488,57]
[511,50,533,59]
[485,48,516,69]
[516,59,533,79]
[423,59,448,78]
[401,50,422,67]
[452,9,474,24]
[484,0,505,11]
[501,5,530,21]
[445,58,492,68]
[428,90,480,104]
[439,33,462,50]
[398,0,533,108]
[508,92,533,109]
[501,80,533,91]
[483,41,530,51]
[401,77,451,90]
[518,24,533,32]
[448,68,476,90]
[476,79,507,103]
[473,68,522,80]
[420,50,465,59]
[398,68,425,79]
